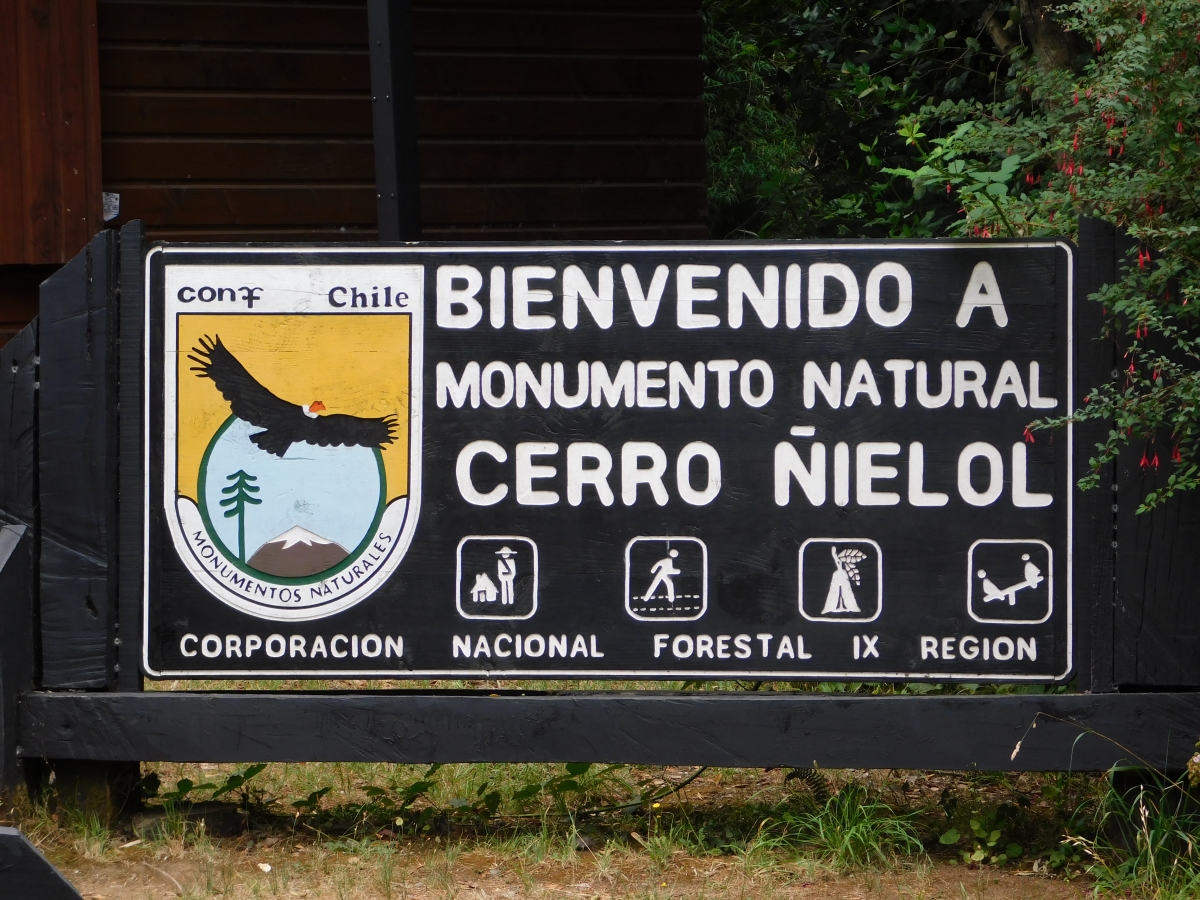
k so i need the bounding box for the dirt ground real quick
[62,846,1090,900]
[6,764,1103,899]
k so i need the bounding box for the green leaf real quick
[565,762,592,776]
[481,791,502,816]
[1006,843,1023,859]
[512,784,542,802]
[939,828,961,845]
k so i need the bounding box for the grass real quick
[3,733,1198,899]
[780,783,925,871]
[66,808,111,860]
[1069,770,1200,899]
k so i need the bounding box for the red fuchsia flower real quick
[1152,451,1160,468]
[1023,427,1035,444]
[946,183,952,194]
[1141,449,1150,468]
[1140,9,1147,24]
[1179,121,1186,134]
[1173,445,1183,463]
[1074,92,1080,105]
[1096,38,1102,52]
[1073,133,1080,150]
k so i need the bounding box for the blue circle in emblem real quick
[200,417,384,578]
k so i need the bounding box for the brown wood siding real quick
[97,0,375,241]
[416,0,709,239]
[0,0,104,264]
[97,0,707,242]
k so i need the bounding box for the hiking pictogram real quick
[625,537,707,621]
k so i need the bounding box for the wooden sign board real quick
[142,241,1074,681]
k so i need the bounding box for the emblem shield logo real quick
[162,265,424,621]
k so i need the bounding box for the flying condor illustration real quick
[188,335,398,457]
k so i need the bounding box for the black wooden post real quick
[367,0,422,241]
[37,231,120,690]
[0,319,38,792]
[31,231,140,820]
[1076,218,1200,689]
[1074,218,1121,692]
[116,221,146,691]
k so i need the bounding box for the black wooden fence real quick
[1,221,1199,808]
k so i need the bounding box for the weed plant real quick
[779,783,924,871]
[1070,770,1200,900]
[66,809,110,860]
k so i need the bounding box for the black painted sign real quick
[143,241,1075,681]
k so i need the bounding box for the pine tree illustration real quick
[220,470,261,562]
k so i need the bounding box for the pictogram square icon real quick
[799,538,882,623]
[456,535,538,620]
[967,539,1052,625]
[625,536,707,621]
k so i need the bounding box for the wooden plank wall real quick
[0,0,104,264]
[97,0,708,241]
[1114,448,1200,687]
[412,0,708,239]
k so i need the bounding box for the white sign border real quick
[143,241,1073,681]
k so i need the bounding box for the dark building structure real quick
[0,0,708,340]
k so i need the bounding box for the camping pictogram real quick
[799,539,882,623]
[821,546,868,614]
[457,536,538,620]
[624,537,707,621]
[967,540,1053,624]
[163,283,423,622]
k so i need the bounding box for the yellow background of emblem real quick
[176,314,410,503]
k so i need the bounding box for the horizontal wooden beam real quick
[18,691,1200,772]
